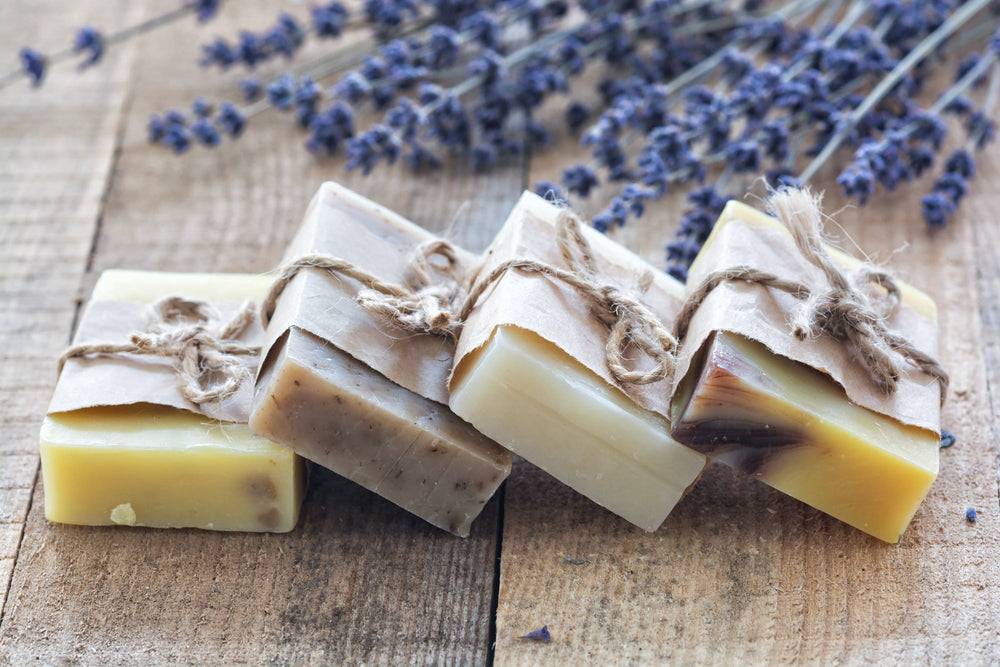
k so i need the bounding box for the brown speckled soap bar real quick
[249,182,511,537]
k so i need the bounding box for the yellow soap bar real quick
[40,270,307,532]
[671,202,940,543]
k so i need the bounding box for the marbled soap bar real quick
[450,192,706,532]
[41,270,306,532]
[249,182,512,537]
[670,201,941,543]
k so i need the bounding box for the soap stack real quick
[41,183,945,543]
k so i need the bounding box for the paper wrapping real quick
[452,191,686,420]
[673,202,941,433]
[259,182,475,406]
[48,297,262,424]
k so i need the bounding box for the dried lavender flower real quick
[518,626,552,642]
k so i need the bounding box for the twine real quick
[259,238,466,335]
[458,210,678,385]
[263,211,678,386]
[58,296,260,405]
[674,188,949,403]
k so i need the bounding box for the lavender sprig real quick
[4,1,222,89]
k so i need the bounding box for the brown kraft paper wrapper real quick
[452,190,685,419]
[673,201,940,433]
[47,274,271,423]
[258,181,477,403]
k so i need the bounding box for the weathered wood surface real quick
[1,1,999,665]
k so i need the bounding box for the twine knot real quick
[260,239,468,337]
[459,209,678,386]
[356,239,466,336]
[676,188,949,402]
[59,296,260,405]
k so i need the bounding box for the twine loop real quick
[676,188,949,402]
[59,296,259,405]
[458,210,678,385]
[260,239,467,336]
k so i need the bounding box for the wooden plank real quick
[0,0,143,623]
[0,1,524,663]
[492,119,1000,662]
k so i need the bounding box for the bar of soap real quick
[252,327,509,536]
[450,192,707,532]
[40,270,307,532]
[670,201,941,543]
[249,182,512,537]
[451,326,705,531]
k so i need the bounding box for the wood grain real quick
[0,1,523,664]
[2,0,1000,664]
[0,0,143,622]
[492,92,1000,665]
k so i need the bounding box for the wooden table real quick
[2,2,999,664]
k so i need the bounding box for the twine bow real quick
[58,296,260,404]
[675,188,949,403]
[459,210,679,385]
[260,238,467,336]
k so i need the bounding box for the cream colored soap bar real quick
[40,270,307,532]
[670,201,941,543]
[450,192,707,532]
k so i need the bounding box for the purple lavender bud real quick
[165,109,188,126]
[73,26,104,69]
[945,149,976,178]
[266,74,296,111]
[921,192,955,228]
[217,102,245,137]
[837,166,876,205]
[533,180,565,202]
[460,12,499,50]
[561,164,599,197]
[519,626,551,643]
[468,50,506,87]
[148,114,166,143]
[162,124,191,154]
[335,72,373,104]
[19,48,46,86]
[385,98,420,141]
[306,102,355,155]
[199,38,237,69]
[907,145,935,177]
[190,117,221,146]
[944,95,973,117]
[312,2,348,38]
[239,78,262,103]
[565,102,591,133]
[365,0,419,29]
[417,82,444,106]
[933,172,968,203]
[265,13,305,59]
[191,0,221,23]
[345,124,400,174]
[237,31,264,68]
[192,97,214,118]
[425,26,460,69]
[955,54,987,87]
[967,111,996,148]
[765,168,803,189]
